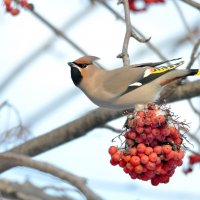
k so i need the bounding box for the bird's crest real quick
[74,56,100,65]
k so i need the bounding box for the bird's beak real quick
[68,62,74,68]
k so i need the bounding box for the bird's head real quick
[68,55,100,86]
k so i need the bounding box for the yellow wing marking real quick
[151,61,184,74]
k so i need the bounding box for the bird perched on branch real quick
[68,56,200,110]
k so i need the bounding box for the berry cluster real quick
[128,0,165,12]
[3,0,33,16]
[108,103,186,186]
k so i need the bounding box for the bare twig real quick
[0,80,200,173]
[173,0,195,43]
[0,5,92,93]
[117,0,150,66]
[96,0,166,60]
[99,124,122,133]
[181,0,200,10]
[187,37,200,69]
[0,153,102,200]
[12,0,87,55]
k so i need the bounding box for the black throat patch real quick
[71,67,82,86]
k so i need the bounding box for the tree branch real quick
[0,179,74,200]
[0,81,199,173]
[12,0,88,55]
[116,0,150,66]
[0,153,102,200]
[181,0,200,10]
[96,0,165,60]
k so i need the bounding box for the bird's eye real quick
[78,64,88,68]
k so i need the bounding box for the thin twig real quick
[187,37,200,69]
[12,0,87,55]
[99,124,122,133]
[0,153,102,200]
[0,5,92,93]
[96,0,166,60]
[117,0,150,66]
[181,0,200,10]
[173,0,195,43]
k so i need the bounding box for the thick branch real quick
[0,179,74,200]
[0,153,102,200]
[0,81,199,173]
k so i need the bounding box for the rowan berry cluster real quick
[108,103,186,186]
[3,0,33,16]
[128,0,165,12]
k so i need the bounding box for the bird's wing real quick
[102,67,146,96]
[102,61,184,97]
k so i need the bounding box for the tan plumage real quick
[68,56,200,110]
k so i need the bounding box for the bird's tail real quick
[159,69,200,86]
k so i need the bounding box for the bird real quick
[67,56,200,110]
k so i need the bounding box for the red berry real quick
[137,111,146,118]
[136,118,145,127]
[146,161,156,170]
[126,139,135,147]
[126,130,136,139]
[110,159,118,166]
[144,126,152,134]
[140,154,149,164]
[160,126,170,136]
[20,0,29,7]
[157,115,166,124]
[149,153,158,163]
[136,126,144,134]
[112,153,121,163]
[174,137,183,145]
[151,176,160,186]
[11,8,20,16]
[108,146,118,155]
[145,117,152,126]
[119,159,126,168]
[160,174,170,183]
[129,171,137,179]
[123,155,131,162]
[152,128,160,137]
[178,150,184,160]
[135,135,143,143]
[134,164,143,174]
[145,147,153,155]
[137,143,146,153]
[126,162,133,171]
[129,147,137,156]
[154,146,162,154]
[4,0,11,6]
[162,145,172,154]
[166,150,175,160]
[130,156,140,166]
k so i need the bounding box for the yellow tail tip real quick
[195,70,200,76]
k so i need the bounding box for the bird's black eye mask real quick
[73,62,89,68]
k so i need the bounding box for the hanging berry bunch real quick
[3,0,33,16]
[129,0,165,12]
[108,103,188,186]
